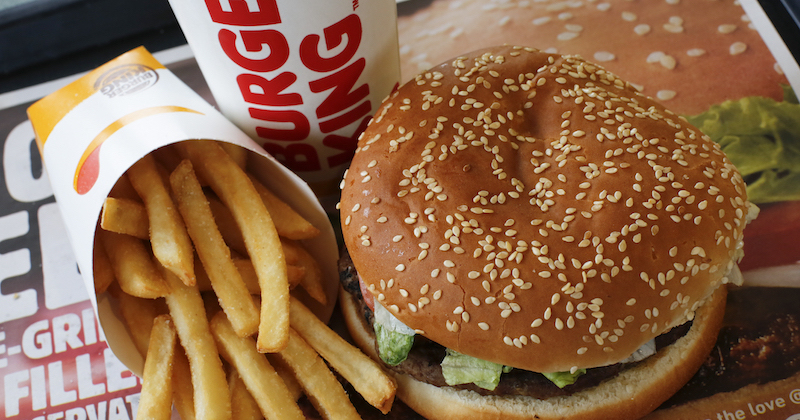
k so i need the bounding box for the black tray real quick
[0,0,185,92]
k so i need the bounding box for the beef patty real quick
[339,248,691,399]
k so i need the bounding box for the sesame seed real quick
[634,24,651,35]
[730,42,747,55]
[551,293,561,305]
[657,90,677,101]
[685,48,705,57]
[558,31,580,41]
[646,51,665,64]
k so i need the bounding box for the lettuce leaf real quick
[440,349,505,391]
[374,321,414,366]
[685,91,800,204]
[372,301,416,365]
[542,369,587,388]
[440,349,586,390]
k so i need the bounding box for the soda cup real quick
[167,0,402,209]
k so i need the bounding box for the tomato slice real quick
[358,275,375,311]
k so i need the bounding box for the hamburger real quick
[337,45,753,419]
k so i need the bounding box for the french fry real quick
[101,197,149,240]
[195,259,259,295]
[209,312,305,420]
[172,348,196,420]
[283,240,327,305]
[249,174,320,240]
[180,140,289,353]
[274,329,361,420]
[170,159,259,338]
[127,154,196,286]
[152,143,184,173]
[92,234,115,294]
[286,265,306,290]
[220,142,248,171]
[162,267,232,420]
[136,314,177,420]
[108,173,140,201]
[289,297,397,414]
[112,282,163,356]
[229,370,264,420]
[280,238,301,265]
[265,354,304,402]
[101,231,169,299]
[206,194,247,256]
[97,195,304,294]
[99,195,305,297]
[233,259,260,293]
[196,258,304,294]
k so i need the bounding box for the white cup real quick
[168,0,402,209]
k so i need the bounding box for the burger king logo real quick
[94,64,159,98]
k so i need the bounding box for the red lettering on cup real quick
[237,73,302,106]
[219,29,290,72]
[299,14,362,72]
[201,3,376,176]
[310,57,369,121]
[250,108,310,141]
[205,0,281,26]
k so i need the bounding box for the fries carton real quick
[26,46,340,375]
[167,0,401,210]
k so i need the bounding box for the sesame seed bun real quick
[340,282,728,420]
[339,46,750,374]
[397,0,787,116]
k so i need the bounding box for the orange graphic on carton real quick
[26,47,206,195]
[73,106,203,194]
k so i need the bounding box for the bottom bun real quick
[340,285,728,420]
